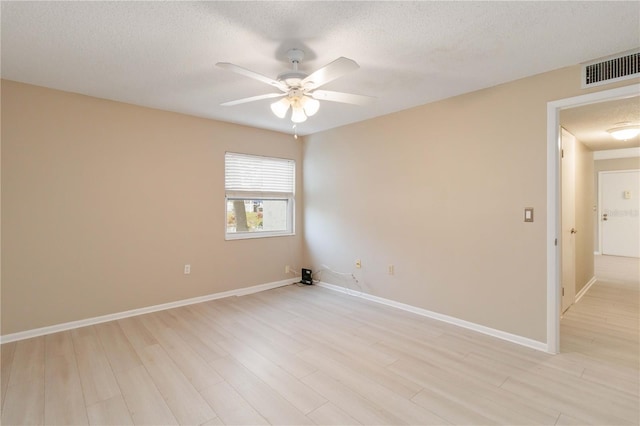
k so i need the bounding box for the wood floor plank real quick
[217,337,326,415]
[580,364,639,395]
[137,343,217,425]
[297,332,422,399]
[86,395,133,426]
[372,333,511,389]
[168,305,233,342]
[6,336,45,387]
[300,347,448,425]
[209,356,313,425]
[206,302,316,377]
[500,376,634,425]
[300,370,405,425]
[230,328,317,379]
[389,356,560,424]
[116,316,158,352]
[0,341,16,408]
[1,337,45,425]
[44,332,88,425]
[555,412,592,425]
[307,402,363,425]
[288,318,398,367]
[71,327,122,406]
[114,364,178,425]
[94,321,141,374]
[191,300,315,377]
[138,313,224,391]
[594,254,640,282]
[514,357,639,410]
[501,369,638,424]
[153,309,228,363]
[411,388,498,425]
[201,417,224,425]
[218,300,307,355]
[199,380,269,425]
[1,375,45,425]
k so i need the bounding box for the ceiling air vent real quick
[582,50,639,88]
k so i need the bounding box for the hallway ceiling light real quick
[607,123,640,140]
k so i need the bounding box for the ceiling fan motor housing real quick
[277,72,308,88]
[287,48,305,64]
[278,49,309,87]
[277,49,309,88]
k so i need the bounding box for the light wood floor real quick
[594,254,640,283]
[1,276,638,425]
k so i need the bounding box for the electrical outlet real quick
[388,264,394,275]
[184,264,191,275]
[285,265,290,274]
[355,259,361,269]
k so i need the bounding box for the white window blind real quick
[225,152,295,194]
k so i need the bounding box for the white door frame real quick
[546,83,640,354]
[560,128,577,314]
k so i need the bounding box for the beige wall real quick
[303,65,638,343]
[2,69,638,342]
[595,157,640,174]
[1,80,303,335]
[574,139,595,294]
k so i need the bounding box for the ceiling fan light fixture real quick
[607,124,640,141]
[300,96,320,117]
[291,106,307,123]
[218,49,372,126]
[270,98,290,119]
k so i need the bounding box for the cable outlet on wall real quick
[285,265,291,274]
[355,259,361,269]
[184,264,191,275]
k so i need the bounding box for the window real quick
[225,152,295,240]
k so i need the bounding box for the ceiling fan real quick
[216,49,375,123]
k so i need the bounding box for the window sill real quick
[225,231,295,241]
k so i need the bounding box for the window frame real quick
[224,152,295,240]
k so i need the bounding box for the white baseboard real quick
[575,276,597,303]
[0,278,296,344]
[316,281,548,353]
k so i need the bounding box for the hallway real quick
[561,254,639,373]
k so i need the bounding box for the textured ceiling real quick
[1,1,639,138]
[561,96,640,152]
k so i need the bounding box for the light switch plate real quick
[524,207,534,222]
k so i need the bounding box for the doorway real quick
[546,83,640,354]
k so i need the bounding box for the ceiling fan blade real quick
[221,92,285,106]
[302,57,360,89]
[216,62,287,91]
[311,90,375,105]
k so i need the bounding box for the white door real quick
[600,170,640,258]
[561,129,576,313]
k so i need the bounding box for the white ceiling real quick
[1,1,639,137]
[561,96,640,152]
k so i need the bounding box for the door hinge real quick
[562,287,565,296]
[561,149,564,158]
[555,238,558,246]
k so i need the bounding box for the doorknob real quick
[570,228,577,234]
[602,213,608,221]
